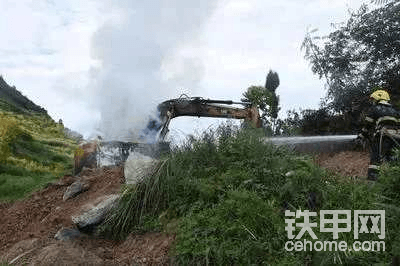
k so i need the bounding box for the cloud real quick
[0,0,103,135]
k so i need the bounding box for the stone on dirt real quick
[63,179,90,201]
[124,151,158,185]
[71,194,120,232]
[54,227,82,241]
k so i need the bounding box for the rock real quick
[54,227,81,241]
[124,152,158,185]
[72,194,119,232]
[63,179,90,201]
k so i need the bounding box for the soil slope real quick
[0,166,174,265]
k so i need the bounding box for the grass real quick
[0,111,78,202]
[0,98,24,114]
[100,123,400,265]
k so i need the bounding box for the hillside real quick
[0,77,79,202]
[0,76,48,115]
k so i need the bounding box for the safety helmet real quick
[370,90,390,103]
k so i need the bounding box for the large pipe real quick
[93,135,359,168]
[265,135,358,154]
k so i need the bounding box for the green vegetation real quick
[0,111,78,202]
[302,1,400,112]
[0,76,48,115]
[296,1,400,136]
[100,124,400,265]
[242,69,281,135]
[0,260,11,266]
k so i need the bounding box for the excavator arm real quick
[154,96,261,141]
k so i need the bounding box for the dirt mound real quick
[316,151,369,178]
[0,167,123,251]
[0,165,174,265]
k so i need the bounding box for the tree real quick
[265,70,280,93]
[242,70,281,134]
[265,70,280,119]
[274,109,303,136]
[242,85,273,116]
[302,1,400,113]
[371,0,396,4]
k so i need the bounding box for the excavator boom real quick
[153,96,261,141]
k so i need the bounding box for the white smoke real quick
[88,0,219,141]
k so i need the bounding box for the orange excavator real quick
[146,95,262,141]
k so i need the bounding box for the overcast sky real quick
[0,0,371,141]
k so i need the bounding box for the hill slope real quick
[0,77,79,202]
[0,76,48,115]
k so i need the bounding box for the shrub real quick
[101,124,399,265]
[0,116,21,162]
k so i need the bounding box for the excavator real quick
[145,95,262,141]
[83,96,360,171]
[77,95,261,171]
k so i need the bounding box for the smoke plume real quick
[88,0,218,141]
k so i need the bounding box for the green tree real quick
[242,70,281,134]
[265,70,280,119]
[302,1,400,113]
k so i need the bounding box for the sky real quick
[0,0,372,142]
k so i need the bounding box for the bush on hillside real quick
[0,116,24,162]
[100,124,400,265]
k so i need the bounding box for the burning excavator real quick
[76,95,358,175]
[74,96,262,173]
[145,95,262,141]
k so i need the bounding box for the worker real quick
[358,89,400,180]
